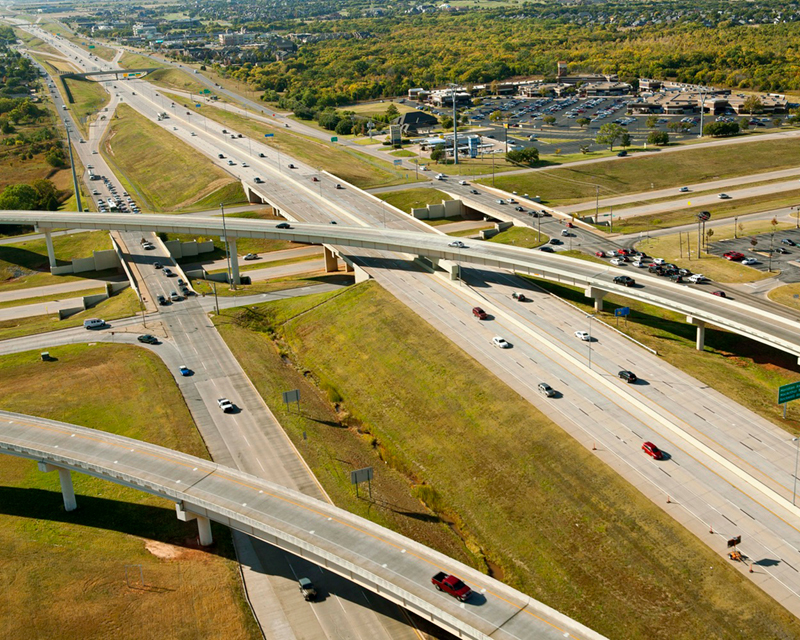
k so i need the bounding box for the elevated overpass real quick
[0,411,605,640]
[2,210,800,360]
[59,68,158,80]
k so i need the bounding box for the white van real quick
[83,318,106,330]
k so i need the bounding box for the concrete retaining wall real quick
[163,240,215,260]
[49,247,121,276]
[411,199,463,221]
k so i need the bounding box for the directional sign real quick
[264,133,274,138]
[88,45,95,49]
[350,467,373,485]
[203,89,211,94]
[614,307,630,317]
[331,136,338,142]
[778,381,800,404]
[393,159,402,166]
[696,211,711,221]
[195,104,201,108]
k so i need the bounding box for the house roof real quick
[392,111,439,127]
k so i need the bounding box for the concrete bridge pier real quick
[687,316,706,351]
[323,246,339,272]
[37,462,77,511]
[38,227,57,268]
[176,502,213,546]
[585,287,607,312]
[226,237,240,285]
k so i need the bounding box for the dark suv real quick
[618,370,637,383]
[613,275,635,287]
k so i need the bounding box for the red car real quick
[617,248,630,256]
[642,442,664,460]
[566,221,574,228]
[472,306,488,320]
[432,572,472,602]
[711,290,727,297]
[723,251,744,261]
[595,251,606,258]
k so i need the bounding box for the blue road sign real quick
[614,307,630,317]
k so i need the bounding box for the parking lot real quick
[709,230,800,282]
[430,94,796,156]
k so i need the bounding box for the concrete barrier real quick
[50,248,121,276]
[163,239,215,260]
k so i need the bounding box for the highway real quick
[0,410,605,640]
[12,21,800,628]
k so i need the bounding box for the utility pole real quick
[64,126,83,212]
[220,202,235,290]
[595,185,599,222]
[451,83,458,165]
[698,89,705,138]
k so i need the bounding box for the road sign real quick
[264,133,274,138]
[331,136,338,142]
[203,89,210,94]
[778,381,800,404]
[393,159,402,166]
[614,307,630,317]
[696,211,711,221]
[350,466,373,498]
[195,104,201,107]
[88,45,95,49]
[282,389,300,411]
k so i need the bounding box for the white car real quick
[496,199,505,204]
[243,253,259,260]
[718,193,731,199]
[679,186,690,193]
[492,336,511,349]
[610,257,624,266]
[458,180,468,185]
[217,398,234,412]
[241,162,249,167]
[652,257,665,265]
[574,331,591,341]
[448,240,466,248]
[687,273,706,283]
[742,257,759,265]
[632,260,644,268]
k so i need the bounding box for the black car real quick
[137,334,159,344]
[181,287,191,297]
[154,262,163,269]
[613,275,635,287]
[618,370,637,383]
[276,222,292,229]
[782,238,796,246]
[777,247,790,254]
[549,238,562,245]
[259,152,266,158]
[539,246,555,253]
[157,295,168,305]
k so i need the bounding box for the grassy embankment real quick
[159,90,410,189]
[486,226,548,248]
[635,221,794,283]
[193,273,351,298]
[62,77,108,137]
[485,138,800,208]
[375,187,452,213]
[0,287,104,310]
[0,231,114,293]
[213,281,799,639]
[101,104,245,212]
[769,283,800,311]
[118,52,170,70]
[147,68,207,94]
[0,344,259,640]
[159,229,300,265]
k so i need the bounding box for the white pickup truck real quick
[217,398,234,413]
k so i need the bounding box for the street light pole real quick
[220,202,235,290]
[587,314,594,369]
[793,437,799,506]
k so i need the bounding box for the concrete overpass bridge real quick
[2,210,800,361]
[58,68,159,80]
[0,410,605,640]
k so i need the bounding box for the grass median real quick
[375,187,452,213]
[212,280,797,639]
[0,343,259,640]
[101,104,241,212]
[63,77,108,137]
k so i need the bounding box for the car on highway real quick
[539,246,555,253]
[595,250,606,258]
[472,306,488,320]
[723,251,744,261]
[618,370,637,383]
[157,295,168,306]
[613,275,635,287]
[679,186,690,193]
[717,193,731,199]
[142,242,155,250]
[642,441,664,460]
[617,150,627,157]
[448,240,466,248]
[492,336,511,349]
[288,163,296,169]
[137,334,159,344]
[227,160,235,165]
[511,292,529,302]
[711,290,727,297]
[241,162,249,167]
[179,365,192,377]
[537,382,556,397]
[154,262,163,269]
[299,577,318,601]
[515,206,525,212]
[431,572,471,602]
[276,222,292,229]
[83,318,106,330]
[574,330,591,341]
[335,184,343,189]
[496,199,505,204]
[458,180,468,185]
[254,177,263,183]
[632,260,645,268]
[687,273,706,283]
[782,238,796,246]
[258,152,266,158]
[469,189,479,195]
[610,257,624,266]
[217,398,235,413]
[741,257,759,265]
[163,267,174,276]
[218,153,225,159]
[244,253,259,260]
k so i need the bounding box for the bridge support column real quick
[687,316,706,351]
[43,229,57,268]
[176,502,213,546]
[585,287,607,313]
[323,246,339,272]
[38,462,77,511]
[227,237,240,285]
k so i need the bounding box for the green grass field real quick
[0,344,259,640]
[160,232,301,263]
[63,77,108,136]
[375,187,452,213]
[119,52,169,70]
[0,231,113,293]
[148,68,208,95]
[487,138,800,207]
[768,283,800,311]
[101,104,240,212]
[213,281,798,639]
[486,226,548,248]
[0,286,104,311]
[193,272,349,297]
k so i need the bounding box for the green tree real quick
[703,121,740,137]
[543,115,556,126]
[742,96,763,115]
[440,115,453,129]
[739,117,750,130]
[489,110,502,122]
[620,132,632,148]
[647,130,669,146]
[646,115,658,129]
[576,117,590,128]
[430,145,446,162]
[385,103,399,118]
[0,183,40,209]
[506,147,539,165]
[595,123,626,150]
[334,118,353,135]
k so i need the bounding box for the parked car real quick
[782,238,796,246]
[723,251,744,261]
[431,572,472,602]
[539,246,555,253]
[642,441,664,460]
[595,250,606,258]
[163,267,174,277]
[472,307,488,320]
[617,150,628,157]
[154,262,163,269]
[741,257,759,265]
[170,291,182,301]
[688,273,706,283]
[492,336,511,349]
[157,295,168,306]
[778,247,791,254]
[549,238,562,245]
[618,370,637,383]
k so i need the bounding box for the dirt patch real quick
[144,540,186,560]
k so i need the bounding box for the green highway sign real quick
[331,136,338,142]
[203,89,211,94]
[88,45,95,49]
[778,381,800,404]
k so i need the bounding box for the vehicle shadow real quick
[754,558,781,567]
